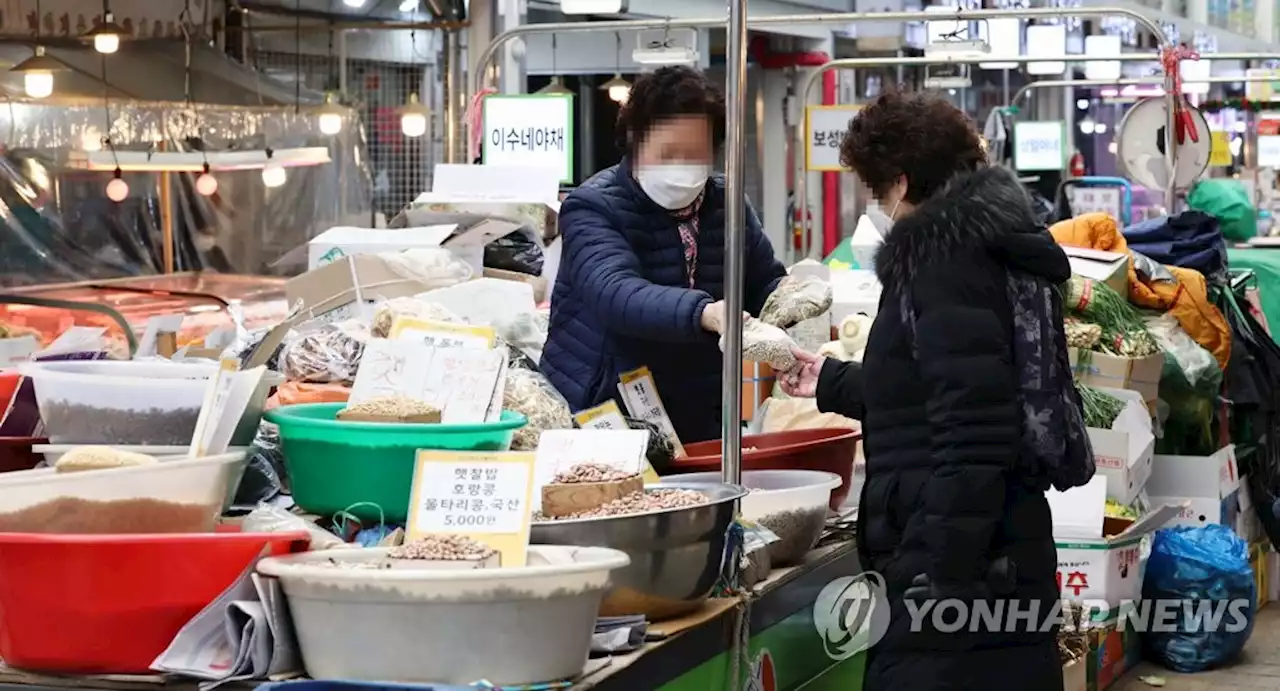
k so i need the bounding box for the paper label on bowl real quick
[349,340,506,424]
[407,450,536,567]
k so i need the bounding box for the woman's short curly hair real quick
[839,91,986,204]
[616,66,726,154]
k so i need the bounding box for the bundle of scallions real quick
[1062,277,1159,357]
[1078,384,1127,429]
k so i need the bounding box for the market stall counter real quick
[0,540,866,691]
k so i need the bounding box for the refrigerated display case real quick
[0,273,287,348]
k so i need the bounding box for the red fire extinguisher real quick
[1068,150,1086,178]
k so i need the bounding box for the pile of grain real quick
[535,488,708,521]
[552,463,636,484]
[40,401,201,445]
[388,535,496,561]
[341,396,440,421]
[757,506,829,565]
[0,496,217,534]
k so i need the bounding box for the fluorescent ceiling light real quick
[560,0,627,14]
[399,0,419,10]
[65,147,332,173]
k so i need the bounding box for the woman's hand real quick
[779,347,826,398]
[700,300,749,335]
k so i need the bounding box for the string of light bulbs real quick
[180,0,218,197]
[11,0,62,98]
[99,55,127,203]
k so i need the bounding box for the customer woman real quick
[542,66,787,445]
[781,91,1082,690]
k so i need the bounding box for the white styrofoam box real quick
[1147,445,1241,530]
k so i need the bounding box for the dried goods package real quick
[760,275,833,330]
[279,322,367,384]
[503,367,573,450]
[723,320,799,371]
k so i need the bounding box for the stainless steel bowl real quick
[529,481,746,621]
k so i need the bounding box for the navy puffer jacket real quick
[542,158,787,444]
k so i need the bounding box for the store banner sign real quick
[1209,131,1233,167]
[482,94,574,185]
[1258,136,1280,169]
[1013,121,1066,172]
[805,105,862,172]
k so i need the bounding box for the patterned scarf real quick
[670,191,705,288]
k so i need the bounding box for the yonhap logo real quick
[813,571,890,660]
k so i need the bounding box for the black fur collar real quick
[874,166,1037,288]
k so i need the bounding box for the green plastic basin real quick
[265,403,528,522]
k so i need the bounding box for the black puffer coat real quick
[816,167,1070,691]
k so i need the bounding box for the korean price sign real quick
[1013,121,1066,172]
[618,366,684,456]
[1067,187,1122,220]
[482,94,574,185]
[804,105,861,172]
[573,400,628,431]
[389,316,496,350]
[407,450,536,567]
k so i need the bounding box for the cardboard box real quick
[1063,247,1130,297]
[1070,349,1164,411]
[1236,478,1264,543]
[1086,387,1154,504]
[1048,475,1181,621]
[305,224,486,277]
[1063,657,1086,691]
[1088,619,1141,691]
[483,267,549,304]
[1147,445,1242,531]
[286,255,442,322]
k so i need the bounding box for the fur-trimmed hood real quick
[874,166,1071,289]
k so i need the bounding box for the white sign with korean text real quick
[1068,187,1123,220]
[1014,121,1066,172]
[532,429,650,511]
[573,400,629,431]
[349,340,505,423]
[407,451,536,567]
[482,94,574,185]
[805,105,861,172]
[618,366,684,455]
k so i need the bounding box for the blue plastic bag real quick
[1142,524,1256,672]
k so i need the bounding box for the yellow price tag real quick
[406,450,536,567]
[390,316,496,350]
[1210,131,1233,168]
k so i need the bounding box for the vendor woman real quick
[541,66,788,444]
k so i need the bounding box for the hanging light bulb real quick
[82,11,125,54]
[399,92,431,138]
[196,162,218,196]
[600,75,632,104]
[343,0,367,6]
[105,168,128,202]
[11,46,61,99]
[536,77,574,96]
[316,93,345,136]
[261,149,287,188]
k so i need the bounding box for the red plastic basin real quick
[668,428,860,509]
[0,530,309,674]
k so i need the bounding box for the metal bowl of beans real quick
[529,481,746,621]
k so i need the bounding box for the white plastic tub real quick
[20,361,276,446]
[0,451,248,534]
[257,545,630,686]
[672,470,840,565]
[32,444,250,467]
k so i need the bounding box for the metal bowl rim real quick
[530,481,747,528]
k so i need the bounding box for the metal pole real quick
[1009,70,1280,111]
[792,53,1190,258]
[442,30,458,164]
[470,7,1174,98]
[722,0,748,484]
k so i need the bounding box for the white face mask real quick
[636,163,710,210]
[867,199,902,235]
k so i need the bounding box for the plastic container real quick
[0,530,308,674]
[259,683,475,691]
[0,451,249,533]
[669,428,860,509]
[670,470,840,565]
[257,544,630,686]
[33,444,249,467]
[266,403,527,522]
[20,360,275,446]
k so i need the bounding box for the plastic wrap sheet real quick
[0,100,373,287]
